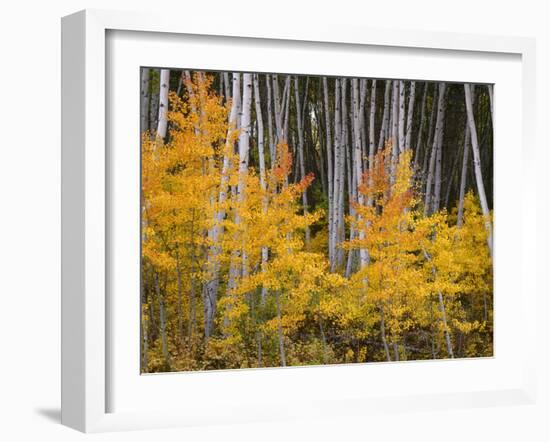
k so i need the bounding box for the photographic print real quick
[140,69,493,373]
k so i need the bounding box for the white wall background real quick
[0,1,547,440]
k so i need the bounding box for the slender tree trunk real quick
[149,69,160,134]
[266,74,276,167]
[273,75,291,144]
[405,81,416,150]
[390,81,399,183]
[464,83,493,258]
[433,86,448,213]
[140,68,150,132]
[358,79,368,173]
[336,79,348,267]
[378,80,391,151]
[487,84,494,119]
[283,76,291,142]
[457,121,472,228]
[352,79,369,269]
[367,79,377,211]
[330,79,342,271]
[323,78,335,266]
[156,69,170,140]
[368,79,377,169]
[345,133,355,278]
[413,82,428,171]
[202,73,242,339]
[433,139,443,213]
[424,83,446,216]
[226,74,253,317]
[294,76,310,244]
[398,80,406,153]
[253,74,269,304]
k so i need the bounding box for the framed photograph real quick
[61,9,537,433]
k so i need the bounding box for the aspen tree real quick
[294,76,310,244]
[203,73,241,338]
[405,81,416,150]
[464,83,493,257]
[156,69,170,139]
[226,74,253,314]
[323,77,334,264]
[140,67,150,132]
[253,74,269,304]
[424,83,446,216]
[378,80,391,151]
[413,82,428,171]
[368,79,377,169]
[352,78,369,268]
[330,78,342,271]
[457,123,471,228]
[390,80,400,183]
[398,80,406,153]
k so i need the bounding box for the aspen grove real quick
[140,69,493,372]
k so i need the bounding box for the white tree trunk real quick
[273,75,291,144]
[202,73,241,338]
[368,79,377,166]
[433,140,443,212]
[405,81,416,150]
[464,83,493,257]
[390,80,399,183]
[359,79,368,173]
[283,76,291,143]
[323,78,334,265]
[398,80,406,153]
[294,76,310,244]
[254,74,269,304]
[457,122,471,228]
[330,79,343,271]
[253,75,267,189]
[352,79,369,269]
[238,72,253,259]
[336,79,348,267]
[225,74,253,328]
[378,80,391,151]
[433,85,448,214]
[266,74,276,167]
[424,83,446,216]
[156,69,170,139]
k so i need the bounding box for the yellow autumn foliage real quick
[141,74,493,372]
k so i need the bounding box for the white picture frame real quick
[61,9,537,433]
